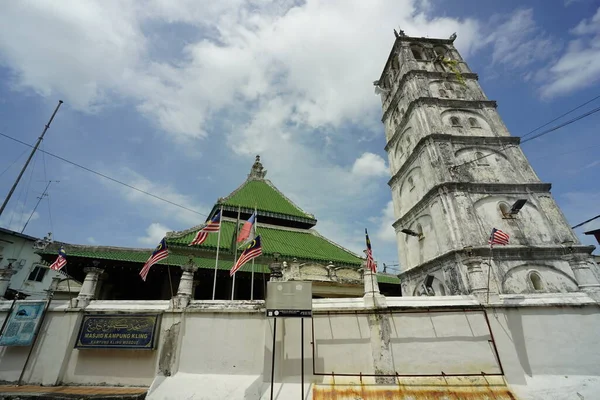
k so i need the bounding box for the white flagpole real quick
[251,205,257,300]
[231,206,241,300]
[211,205,223,300]
[486,244,493,303]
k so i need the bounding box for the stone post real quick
[0,268,16,299]
[463,256,487,294]
[76,267,104,308]
[173,264,195,309]
[268,261,284,282]
[364,264,386,308]
[570,258,600,292]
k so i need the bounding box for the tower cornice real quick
[397,245,596,281]
[387,134,521,187]
[391,181,552,230]
[382,70,479,123]
[384,97,497,150]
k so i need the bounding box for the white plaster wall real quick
[177,313,265,375]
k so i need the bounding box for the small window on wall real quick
[499,203,513,219]
[411,46,425,61]
[28,266,47,282]
[475,152,489,166]
[468,117,480,128]
[529,272,543,291]
[439,89,447,98]
[450,116,461,127]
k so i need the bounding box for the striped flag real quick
[189,211,221,246]
[49,246,67,271]
[365,229,377,273]
[489,228,509,247]
[140,238,169,281]
[236,211,256,247]
[230,235,262,276]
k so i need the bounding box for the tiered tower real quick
[376,31,600,297]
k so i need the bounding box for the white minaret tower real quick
[376,30,600,297]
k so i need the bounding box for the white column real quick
[0,268,16,299]
[76,267,103,307]
[571,258,600,291]
[173,265,195,309]
[363,264,386,308]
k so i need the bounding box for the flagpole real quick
[231,206,241,300]
[251,205,257,300]
[486,245,493,303]
[211,205,223,300]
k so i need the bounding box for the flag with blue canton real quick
[140,238,169,281]
[50,246,67,271]
[230,235,262,276]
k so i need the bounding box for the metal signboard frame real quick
[75,313,161,350]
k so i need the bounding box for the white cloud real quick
[138,222,172,245]
[0,203,39,233]
[481,9,559,70]
[570,7,600,35]
[103,167,208,226]
[539,7,600,98]
[375,200,397,243]
[351,153,388,178]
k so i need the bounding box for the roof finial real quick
[248,154,267,180]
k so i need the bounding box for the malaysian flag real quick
[489,228,510,247]
[49,246,67,271]
[230,235,262,276]
[140,238,169,281]
[189,211,221,246]
[365,229,377,273]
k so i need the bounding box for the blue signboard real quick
[0,301,47,346]
[75,314,160,349]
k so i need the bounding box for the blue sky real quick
[0,0,599,273]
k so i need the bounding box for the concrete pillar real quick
[464,256,487,294]
[571,258,600,291]
[0,268,16,299]
[173,265,195,309]
[76,267,104,307]
[364,265,386,308]
[268,261,284,282]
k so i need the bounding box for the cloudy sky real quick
[0,0,599,272]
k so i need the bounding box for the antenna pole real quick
[0,100,63,218]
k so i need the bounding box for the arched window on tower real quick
[450,116,462,127]
[529,272,543,291]
[391,54,400,71]
[499,203,513,218]
[469,117,480,128]
[439,89,447,98]
[411,45,425,61]
[444,82,453,90]
[408,176,415,192]
[416,223,424,239]
[475,152,489,166]
[434,46,447,58]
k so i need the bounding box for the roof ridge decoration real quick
[216,155,316,222]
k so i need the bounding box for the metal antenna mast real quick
[0,100,63,218]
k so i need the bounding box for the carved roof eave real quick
[398,244,597,280]
[384,96,495,151]
[377,36,457,84]
[387,134,521,187]
[391,182,553,230]
[382,70,479,124]
[309,229,366,261]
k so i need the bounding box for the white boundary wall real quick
[0,294,599,399]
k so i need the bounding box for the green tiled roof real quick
[168,220,363,267]
[38,246,270,273]
[377,274,401,284]
[222,179,314,221]
[38,245,398,284]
